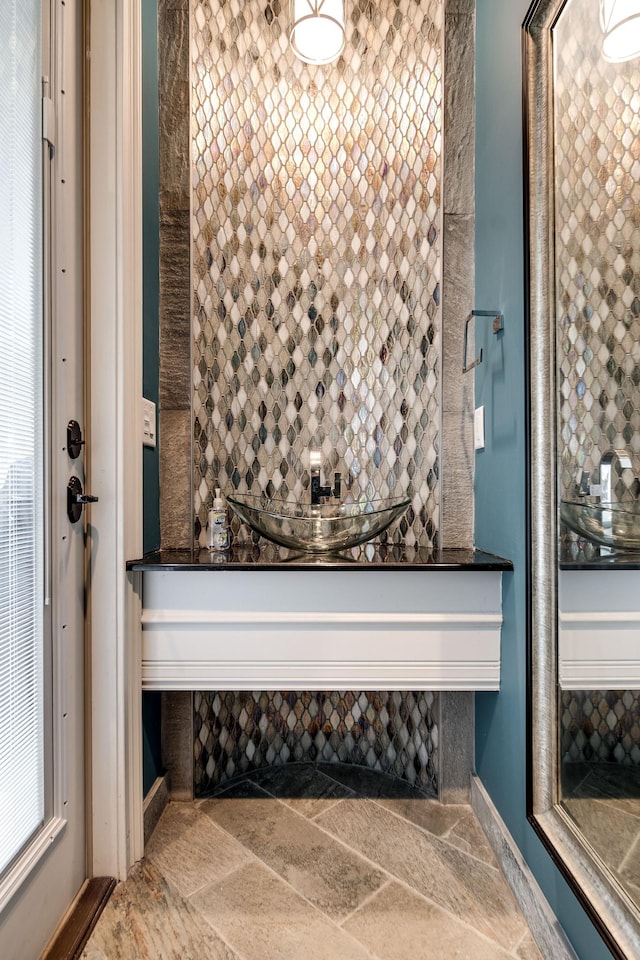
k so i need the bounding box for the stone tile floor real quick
[81,763,543,960]
[562,762,640,906]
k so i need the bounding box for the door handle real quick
[67,475,99,523]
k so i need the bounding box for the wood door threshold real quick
[40,877,116,960]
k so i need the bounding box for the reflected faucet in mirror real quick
[309,449,341,506]
[574,448,632,504]
[597,448,632,504]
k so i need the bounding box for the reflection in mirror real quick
[526,0,640,956]
[553,0,640,908]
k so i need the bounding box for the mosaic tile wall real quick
[555,1,640,502]
[561,690,640,766]
[191,0,443,548]
[194,690,438,795]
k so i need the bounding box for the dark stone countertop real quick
[127,542,512,572]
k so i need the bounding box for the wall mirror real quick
[526,0,640,956]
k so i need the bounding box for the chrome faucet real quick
[310,449,341,505]
[598,448,632,504]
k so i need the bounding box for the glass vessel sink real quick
[560,499,640,551]
[227,493,411,553]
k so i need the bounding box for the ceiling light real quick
[600,0,640,61]
[290,0,346,65]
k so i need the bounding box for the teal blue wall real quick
[142,0,162,796]
[474,3,612,957]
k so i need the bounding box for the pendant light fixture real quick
[290,0,346,65]
[600,0,640,62]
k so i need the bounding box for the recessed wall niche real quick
[191,0,442,547]
[156,0,476,798]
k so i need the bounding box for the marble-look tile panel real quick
[191,861,378,960]
[145,802,253,897]
[343,881,516,960]
[201,786,386,920]
[438,689,474,801]
[79,860,240,960]
[161,690,194,799]
[315,798,527,949]
[443,15,474,215]
[159,409,192,549]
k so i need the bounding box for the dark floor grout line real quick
[307,801,527,950]
[190,802,388,952]
[364,792,504,874]
[192,907,253,960]
[337,878,393,927]
[617,828,640,876]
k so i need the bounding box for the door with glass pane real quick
[0,0,87,955]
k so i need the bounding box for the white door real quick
[0,1,87,956]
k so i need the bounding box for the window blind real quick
[0,0,45,874]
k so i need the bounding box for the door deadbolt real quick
[67,476,99,523]
[67,419,86,459]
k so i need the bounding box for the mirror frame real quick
[524,1,640,957]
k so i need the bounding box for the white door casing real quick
[86,0,144,879]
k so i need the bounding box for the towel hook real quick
[462,309,504,373]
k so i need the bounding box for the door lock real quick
[67,476,99,523]
[66,419,86,459]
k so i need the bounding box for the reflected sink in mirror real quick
[560,499,640,552]
[227,493,411,553]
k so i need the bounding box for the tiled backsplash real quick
[555,3,640,501]
[194,690,438,795]
[191,0,443,547]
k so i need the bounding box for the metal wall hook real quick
[462,309,504,373]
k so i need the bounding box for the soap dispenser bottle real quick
[207,487,229,551]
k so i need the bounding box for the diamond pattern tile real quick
[561,689,640,765]
[194,690,439,795]
[555,4,640,503]
[191,0,443,548]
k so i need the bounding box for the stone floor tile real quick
[316,798,527,950]
[447,810,499,866]
[145,801,252,897]
[374,797,468,837]
[80,860,240,960]
[563,796,640,874]
[515,930,545,960]
[201,790,386,920]
[342,880,515,960]
[191,861,378,960]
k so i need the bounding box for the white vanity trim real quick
[140,569,503,691]
[559,569,640,688]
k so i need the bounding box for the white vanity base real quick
[141,569,503,691]
[559,569,640,688]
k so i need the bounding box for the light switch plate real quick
[142,397,156,448]
[474,405,485,451]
